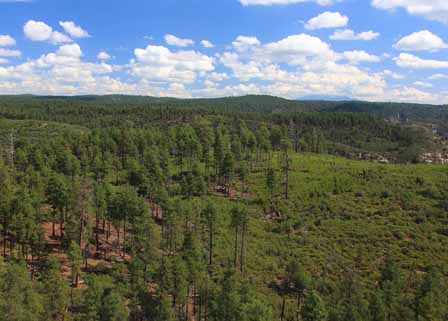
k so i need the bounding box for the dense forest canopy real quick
[0,95,442,163]
[0,95,447,321]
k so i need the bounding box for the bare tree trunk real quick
[240,222,246,273]
[84,244,89,270]
[74,272,79,288]
[281,297,286,321]
[209,223,213,266]
[123,217,126,257]
[234,226,238,269]
[3,222,7,257]
[60,209,64,239]
[116,226,120,253]
[95,214,100,251]
[297,294,302,321]
[52,210,56,237]
[185,284,190,321]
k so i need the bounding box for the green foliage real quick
[301,291,328,321]
[0,96,447,321]
[0,259,44,321]
[80,275,129,321]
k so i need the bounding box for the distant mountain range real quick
[1,94,448,131]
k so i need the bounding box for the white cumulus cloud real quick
[201,40,214,48]
[57,43,82,58]
[330,29,380,41]
[305,11,348,30]
[372,0,448,24]
[49,31,72,44]
[395,53,448,69]
[380,69,404,79]
[59,21,90,38]
[394,30,448,51]
[342,50,380,64]
[24,20,53,41]
[24,20,72,44]
[428,73,448,80]
[262,33,336,65]
[232,36,261,52]
[0,35,16,47]
[413,81,432,87]
[132,45,214,84]
[97,51,111,60]
[0,48,21,57]
[164,34,195,47]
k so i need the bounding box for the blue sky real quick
[1,0,448,104]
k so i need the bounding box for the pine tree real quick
[266,167,277,207]
[285,260,311,321]
[379,256,403,321]
[46,173,68,238]
[301,291,328,321]
[39,257,69,321]
[222,152,235,197]
[68,240,82,289]
[414,267,448,321]
[231,205,249,272]
[202,201,218,266]
[0,260,44,321]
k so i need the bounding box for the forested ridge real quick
[0,95,439,162]
[0,95,447,321]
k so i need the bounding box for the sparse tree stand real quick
[222,152,235,198]
[9,130,15,173]
[93,182,108,252]
[47,174,68,239]
[284,260,311,321]
[0,167,13,258]
[68,241,82,306]
[237,161,249,198]
[280,139,292,200]
[239,213,247,273]
[231,206,248,273]
[202,201,218,266]
[266,167,277,210]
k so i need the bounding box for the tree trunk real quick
[52,210,56,237]
[116,226,120,253]
[281,297,286,321]
[123,217,126,257]
[60,209,64,239]
[209,223,213,266]
[240,222,246,273]
[95,214,100,251]
[84,244,89,270]
[198,294,202,321]
[74,272,79,288]
[79,210,84,248]
[3,222,7,257]
[204,285,208,321]
[185,284,190,321]
[234,226,238,269]
[297,294,302,321]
